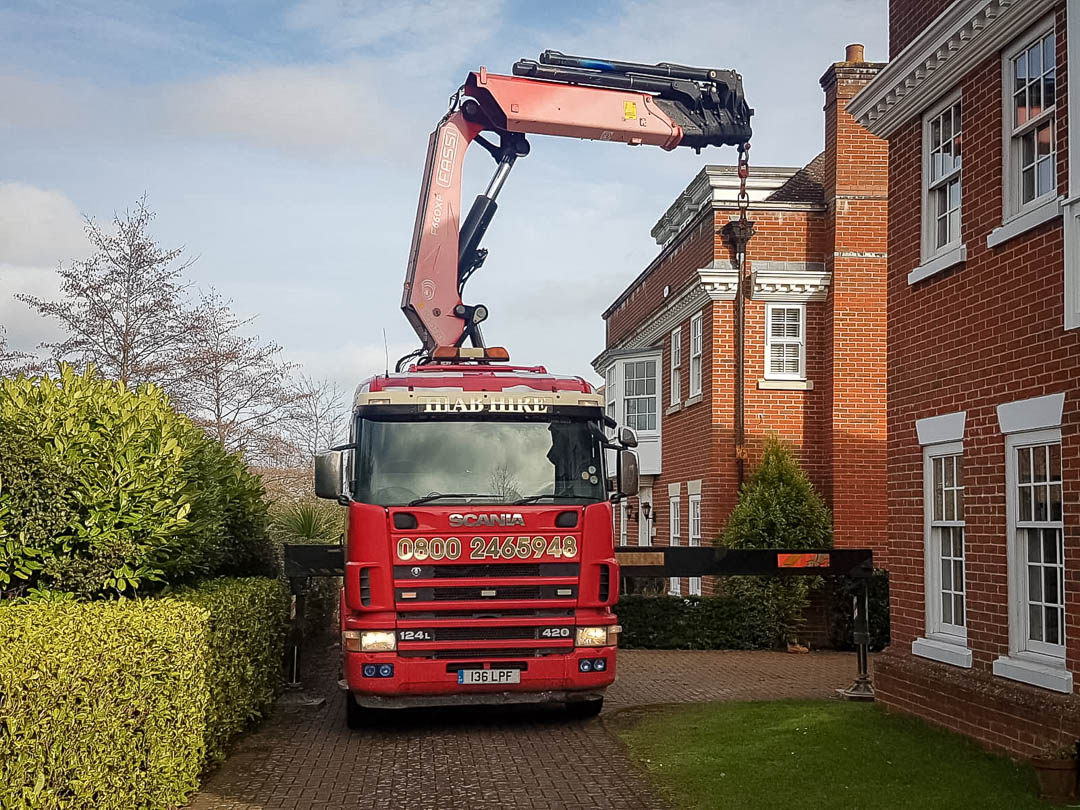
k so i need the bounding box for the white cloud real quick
[0,183,86,266]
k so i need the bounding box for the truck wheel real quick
[566,698,603,719]
[345,692,365,729]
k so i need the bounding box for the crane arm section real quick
[401,50,753,359]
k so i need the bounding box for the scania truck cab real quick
[315,362,639,726]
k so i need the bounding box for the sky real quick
[0,0,887,392]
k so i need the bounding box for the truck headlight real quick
[343,630,397,652]
[576,626,612,647]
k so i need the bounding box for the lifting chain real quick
[736,141,751,224]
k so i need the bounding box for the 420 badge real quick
[396,535,578,562]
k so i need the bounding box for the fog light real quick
[579,659,593,672]
[575,626,609,647]
[362,664,377,678]
[360,631,397,652]
[378,664,394,678]
[593,658,606,672]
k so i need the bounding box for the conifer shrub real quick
[719,435,833,646]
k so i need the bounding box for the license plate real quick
[458,668,521,685]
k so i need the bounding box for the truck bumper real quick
[344,648,615,708]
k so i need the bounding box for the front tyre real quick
[565,697,603,719]
[345,692,366,729]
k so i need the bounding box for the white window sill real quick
[758,379,814,391]
[665,402,682,415]
[683,393,703,408]
[912,636,972,668]
[993,654,1073,693]
[908,243,967,285]
[987,196,1063,249]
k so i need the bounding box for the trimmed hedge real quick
[617,594,773,650]
[0,577,289,810]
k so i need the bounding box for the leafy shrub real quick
[0,366,273,598]
[617,594,773,649]
[0,577,288,810]
[719,435,833,646]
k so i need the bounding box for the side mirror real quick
[314,451,344,500]
[618,449,640,498]
[619,426,638,448]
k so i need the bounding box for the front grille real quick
[414,585,575,602]
[393,563,578,579]
[399,609,573,620]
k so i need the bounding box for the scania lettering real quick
[314,48,752,727]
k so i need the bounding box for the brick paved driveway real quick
[189,649,857,810]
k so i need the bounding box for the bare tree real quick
[0,327,42,378]
[289,375,348,460]
[179,287,301,462]
[16,196,193,390]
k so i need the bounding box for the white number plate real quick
[458,668,521,685]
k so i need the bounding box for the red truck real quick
[314,50,752,726]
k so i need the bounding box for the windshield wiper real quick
[408,492,502,506]
[514,494,590,505]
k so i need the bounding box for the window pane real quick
[936,212,949,248]
[944,455,955,487]
[948,179,961,209]
[1028,72,1042,111]
[1015,88,1027,127]
[953,559,964,593]
[942,593,953,625]
[934,459,944,522]
[955,456,963,487]
[1027,529,1041,562]
[1044,564,1058,604]
[941,557,952,590]
[1050,484,1063,521]
[1029,563,1043,601]
[945,487,956,521]
[955,594,964,626]
[1023,165,1036,204]
[1044,74,1056,108]
[1020,486,1033,521]
[1028,42,1042,82]
[1042,33,1055,75]
[1033,445,1048,482]
[1034,484,1048,521]
[1038,156,1054,196]
[1045,606,1060,645]
[1029,603,1044,642]
[1018,447,1032,483]
[1043,529,1059,564]
[1049,443,1061,481]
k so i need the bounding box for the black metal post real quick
[285,577,307,689]
[839,578,876,701]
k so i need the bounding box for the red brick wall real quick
[822,62,890,563]
[883,0,1080,756]
[889,0,952,59]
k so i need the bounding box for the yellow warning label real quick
[624,101,637,120]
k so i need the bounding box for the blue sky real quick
[0,0,887,390]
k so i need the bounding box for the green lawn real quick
[610,700,1058,810]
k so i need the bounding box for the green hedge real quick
[0,366,274,600]
[616,594,773,650]
[0,577,289,810]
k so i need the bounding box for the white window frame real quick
[764,303,806,381]
[923,442,967,640]
[689,312,703,397]
[669,495,681,595]
[622,358,658,434]
[1002,19,1058,223]
[670,326,682,406]
[688,494,702,596]
[1006,429,1065,660]
[920,92,964,268]
[994,396,1072,693]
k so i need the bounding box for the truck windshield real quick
[352,416,606,506]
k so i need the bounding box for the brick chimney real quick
[819,46,890,562]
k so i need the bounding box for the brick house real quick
[593,47,889,597]
[849,0,1080,756]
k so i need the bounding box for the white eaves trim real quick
[996,392,1065,434]
[908,244,967,284]
[916,411,966,445]
[986,196,1063,249]
[850,0,1057,138]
